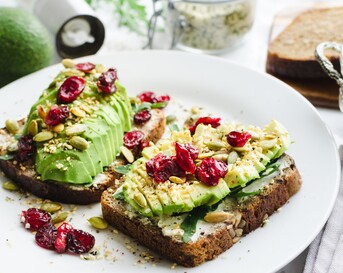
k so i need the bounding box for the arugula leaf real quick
[151,101,168,109]
[180,203,219,243]
[114,164,132,175]
[113,190,125,200]
[135,102,151,113]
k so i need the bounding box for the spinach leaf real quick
[114,164,132,175]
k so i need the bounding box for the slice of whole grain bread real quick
[0,109,166,205]
[266,7,343,79]
[101,154,301,267]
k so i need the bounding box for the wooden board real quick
[267,3,342,109]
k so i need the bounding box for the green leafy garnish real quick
[114,164,132,175]
[113,190,125,200]
[231,189,261,198]
[151,101,168,109]
[180,203,219,243]
[85,0,149,35]
[135,102,151,113]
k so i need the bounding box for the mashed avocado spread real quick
[23,61,132,184]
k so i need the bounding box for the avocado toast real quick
[101,119,301,266]
[0,60,166,204]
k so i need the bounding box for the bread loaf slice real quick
[266,7,343,79]
[101,154,302,267]
[0,109,166,205]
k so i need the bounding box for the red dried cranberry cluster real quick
[97,68,117,94]
[189,116,221,134]
[57,76,85,104]
[15,135,36,162]
[226,131,251,147]
[21,208,95,254]
[75,62,95,72]
[195,158,228,186]
[45,105,69,126]
[133,109,152,124]
[138,91,170,105]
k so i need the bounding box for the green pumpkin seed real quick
[206,141,225,151]
[227,151,239,164]
[52,211,69,224]
[2,181,19,191]
[198,151,214,159]
[40,202,62,213]
[5,120,19,135]
[6,142,18,152]
[169,176,186,184]
[134,192,147,208]
[62,58,75,68]
[66,124,87,136]
[212,153,228,161]
[28,120,38,136]
[120,146,134,163]
[88,216,108,230]
[33,131,54,142]
[69,136,89,150]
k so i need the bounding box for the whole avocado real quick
[0,8,54,87]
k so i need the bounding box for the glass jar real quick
[147,0,256,54]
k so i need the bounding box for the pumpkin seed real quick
[28,120,38,136]
[62,58,75,68]
[206,141,225,151]
[52,211,69,224]
[70,107,86,118]
[166,115,177,124]
[63,68,85,77]
[227,151,239,164]
[66,124,87,136]
[37,105,47,119]
[2,181,19,191]
[169,176,186,184]
[204,211,233,223]
[212,153,228,161]
[88,216,108,230]
[259,138,278,149]
[79,104,92,114]
[69,136,89,150]
[40,202,62,213]
[5,120,19,135]
[52,123,64,133]
[198,151,214,159]
[134,192,147,208]
[120,146,134,163]
[33,131,54,142]
[6,142,18,152]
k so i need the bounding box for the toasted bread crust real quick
[101,154,301,267]
[266,7,343,79]
[0,109,166,204]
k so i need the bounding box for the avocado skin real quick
[0,8,53,87]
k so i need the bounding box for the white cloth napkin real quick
[303,166,343,273]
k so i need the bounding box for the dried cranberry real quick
[183,143,199,160]
[195,158,228,186]
[54,222,74,253]
[139,140,150,151]
[175,142,198,174]
[35,223,57,250]
[134,109,152,124]
[21,208,51,231]
[138,91,157,103]
[146,153,185,183]
[123,130,145,149]
[226,131,251,147]
[67,229,95,254]
[45,105,69,126]
[57,76,85,103]
[156,95,170,103]
[137,91,170,106]
[97,68,117,94]
[189,116,221,134]
[15,135,35,162]
[75,62,95,72]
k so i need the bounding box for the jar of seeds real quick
[147,0,256,54]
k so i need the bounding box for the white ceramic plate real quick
[0,51,340,273]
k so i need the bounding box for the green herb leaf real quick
[114,164,132,175]
[180,203,219,243]
[232,189,261,198]
[113,190,125,200]
[136,102,151,113]
[151,101,168,109]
